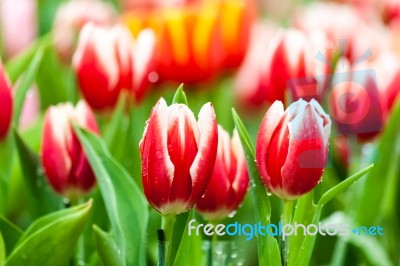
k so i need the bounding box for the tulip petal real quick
[41,105,73,194]
[281,100,326,198]
[188,103,218,206]
[230,130,249,208]
[132,29,156,102]
[140,98,175,213]
[73,24,120,110]
[256,101,284,192]
[0,64,12,140]
[68,101,98,192]
[167,104,199,204]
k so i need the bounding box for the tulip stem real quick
[161,214,176,266]
[281,200,293,266]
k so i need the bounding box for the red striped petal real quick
[256,101,284,194]
[188,103,218,206]
[140,98,175,214]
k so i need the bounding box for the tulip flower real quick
[256,99,331,199]
[234,23,331,108]
[122,0,256,84]
[53,0,116,63]
[73,24,156,112]
[140,98,218,215]
[41,101,99,198]
[0,60,13,141]
[196,126,249,221]
[234,22,278,107]
[293,2,384,63]
[0,0,37,58]
[329,58,385,141]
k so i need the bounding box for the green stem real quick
[162,214,176,266]
[281,200,293,266]
[157,230,166,266]
[207,224,218,266]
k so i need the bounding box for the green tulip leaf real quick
[5,34,51,83]
[5,200,92,266]
[0,232,5,264]
[93,225,124,266]
[169,212,190,266]
[0,135,14,214]
[12,49,44,125]
[13,130,62,217]
[174,211,202,266]
[35,45,76,108]
[0,217,22,256]
[172,84,188,106]
[294,164,374,266]
[356,102,400,225]
[232,108,281,266]
[288,192,316,265]
[75,127,149,266]
[323,212,391,266]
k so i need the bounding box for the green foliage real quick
[5,200,92,265]
[75,127,149,266]
[13,130,62,217]
[232,108,281,266]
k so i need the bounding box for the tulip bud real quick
[73,23,156,111]
[41,101,99,198]
[256,99,331,199]
[140,98,218,215]
[0,60,13,141]
[196,126,249,221]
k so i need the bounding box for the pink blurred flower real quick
[53,0,116,63]
[19,87,40,130]
[0,0,37,58]
[235,27,331,108]
[294,2,378,63]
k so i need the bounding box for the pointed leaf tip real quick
[172,84,188,106]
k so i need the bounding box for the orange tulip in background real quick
[121,0,256,84]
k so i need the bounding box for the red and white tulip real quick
[196,126,249,221]
[256,99,331,199]
[140,98,218,215]
[73,23,156,111]
[41,101,99,198]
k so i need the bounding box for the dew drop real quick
[228,210,237,218]
[63,197,70,206]
[156,150,163,159]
